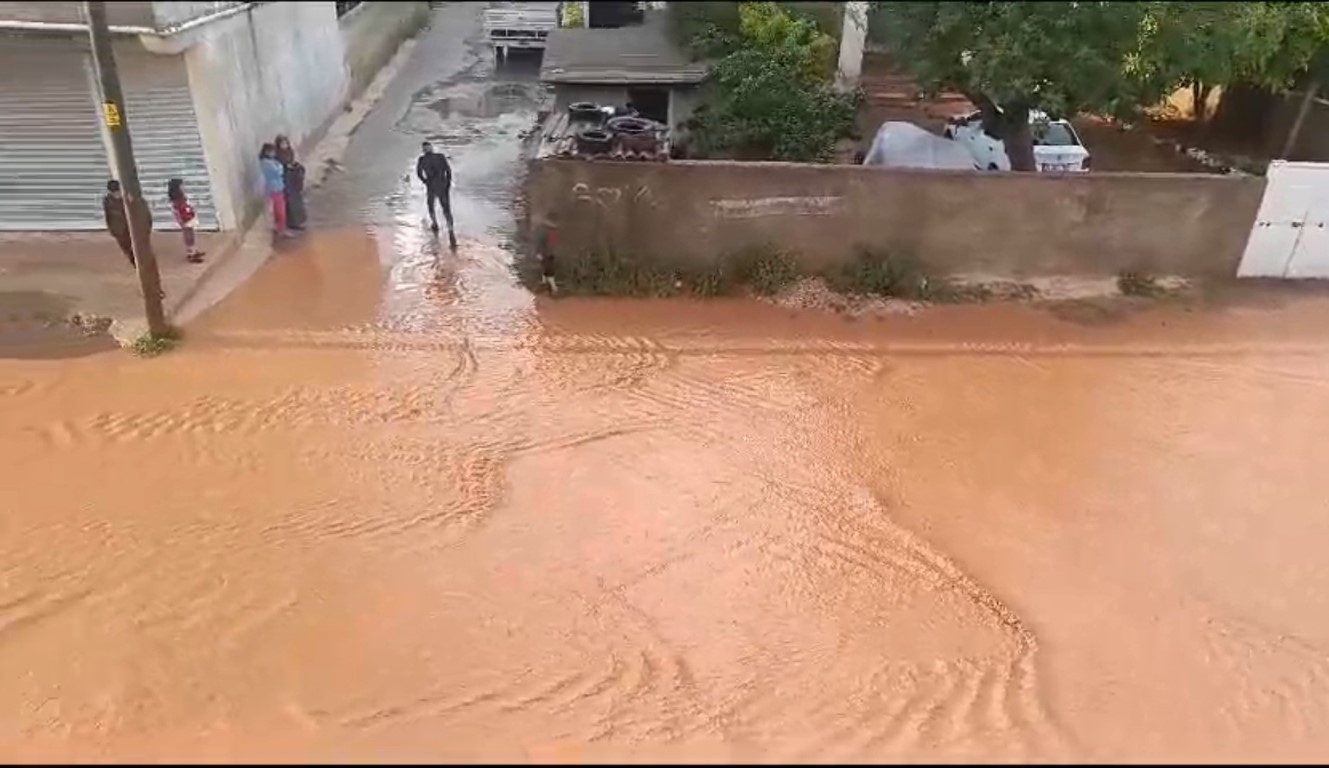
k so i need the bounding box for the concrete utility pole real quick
[84,0,168,335]
[835,1,870,94]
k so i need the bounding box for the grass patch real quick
[1117,270,1161,297]
[681,263,734,297]
[827,246,933,299]
[130,326,182,357]
[550,244,801,299]
[540,241,1026,308]
[556,249,681,298]
[727,244,799,297]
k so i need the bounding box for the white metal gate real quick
[0,38,218,232]
[0,38,110,230]
[1237,160,1329,279]
[118,48,219,231]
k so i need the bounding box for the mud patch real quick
[0,292,118,359]
[1042,298,1135,326]
[768,277,926,317]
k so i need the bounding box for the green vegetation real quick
[874,1,1329,169]
[1133,2,1329,124]
[561,0,585,28]
[546,243,799,299]
[728,244,800,296]
[673,2,859,162]
[130,325,182,357]
[557,248,682,298]
[544,243,960,304]
[669,1,842,59]
[827,246,931,299]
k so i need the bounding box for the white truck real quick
[483,2,560,59]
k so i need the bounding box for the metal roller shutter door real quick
[0,38,110,230]
[118,50,219,231]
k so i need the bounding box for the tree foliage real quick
[877,2,1153,169]
[668,1,842,58]
[876,1,1329,168]
[684,2,858,162]
[1133,2,1329,121]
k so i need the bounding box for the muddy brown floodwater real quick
[6,5,1329,763]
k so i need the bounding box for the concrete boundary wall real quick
[528,159,1267,279]
[340,1,431,100]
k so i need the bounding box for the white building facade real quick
[0,1,428,231]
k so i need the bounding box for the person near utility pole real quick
[416,141,457,249]
[102,179,152,268]
[86,0,168,331]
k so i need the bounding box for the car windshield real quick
[1033,121,1078,147]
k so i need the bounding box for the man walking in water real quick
[416,141,457,249]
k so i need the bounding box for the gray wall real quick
[339,0,429,99]
[184,1,350,229]
[1264,92,1329,163]
[528,159,1267,279]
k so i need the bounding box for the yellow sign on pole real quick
[102,101,121,129]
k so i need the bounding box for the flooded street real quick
[5,4,1329,762]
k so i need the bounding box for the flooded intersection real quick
[4,4,1329,762]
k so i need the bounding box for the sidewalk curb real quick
[166,229,245,321]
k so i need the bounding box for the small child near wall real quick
[166,178,205,264]
[535,213,559,295]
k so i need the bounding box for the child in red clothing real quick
[166,178,205,263]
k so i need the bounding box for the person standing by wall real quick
[102,179,152,268]
[535,211,559,295]
[166,178,206,263]
[415,141,457,249]
[275,135,307,231]
[259,143,292,238]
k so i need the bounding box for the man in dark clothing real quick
[102,179,152,268]
[416,141,457,249]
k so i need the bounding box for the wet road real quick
[6,4,1329,762]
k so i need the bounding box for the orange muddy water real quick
[5,5,1329,761]
[5,227,1329,762]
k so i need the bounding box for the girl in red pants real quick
[260,142,291,237]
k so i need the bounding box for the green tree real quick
[876,2,1154,171]
[877,2,1329,169]
[686,2,857,162]
[1134,2,1329,124]
[668,1,743,57]
[668,1,843,58]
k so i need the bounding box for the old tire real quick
[575,128,613,156]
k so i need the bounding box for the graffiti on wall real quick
[710,196,843,219]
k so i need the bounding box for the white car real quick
[943,109,1091,172]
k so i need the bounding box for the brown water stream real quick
[5,236,1329,761]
